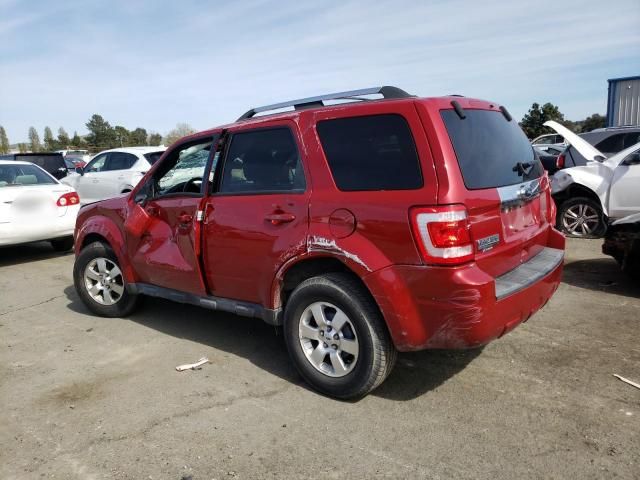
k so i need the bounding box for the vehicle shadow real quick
[0,242,73,268]
[63,286,480,402]
[562,257,640,298]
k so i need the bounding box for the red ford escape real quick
[73,87,565,399]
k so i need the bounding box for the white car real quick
[62,147,166,204]
[531,133,568,150]
[544,120,640,237]
[0,160,80,250]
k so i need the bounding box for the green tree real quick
[114,126,130,147]
[44,126,56,151]
[85,114,115,148]
[520,102,566,139]
[129,127,148,146]
[0,126,9,154]
[18,143,28,153]
[71,131,83,147]
[579,114,606,133]
[164,123,196,146]
[148,132,162,146]
[28,126,42,152]
[58,127,70,148]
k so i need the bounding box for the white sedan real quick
[0,160,80,250]
[62,146,166,204]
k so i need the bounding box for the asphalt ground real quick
[1,237,638,479]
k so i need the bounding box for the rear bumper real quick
[363,228,565,351]
[0,208,78,246]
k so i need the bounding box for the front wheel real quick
[283,273,396,399]
[73,241,138,317]
[557,197,606,238]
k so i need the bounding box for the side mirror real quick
[75,166,84,175]
[623,152,640,166]
[133,182,151,205]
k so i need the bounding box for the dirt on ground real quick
[0,238,638,479]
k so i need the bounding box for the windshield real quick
[0,164,57,187]
[442,109,543,189]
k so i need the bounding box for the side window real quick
[595,134,625,154]
[105,152,137,171]
[536,136,553,145]
[85,154,108,173]
[218,128,305,194]
[623,132,640,149]
[154,139,214,196]
[317,114,423,191]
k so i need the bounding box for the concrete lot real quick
[0,238,638,479]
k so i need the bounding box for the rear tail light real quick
[410,205,474,265]
[556,154,565,169]
[57,192,80,207]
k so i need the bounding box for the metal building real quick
[607,75,640,127]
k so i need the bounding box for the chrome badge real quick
[476,234,500,252]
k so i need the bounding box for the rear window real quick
[441,109,542,190]
[14,154,66,174]
[317,114,422,191]
[144,151,164,165]
[0,164,56,187]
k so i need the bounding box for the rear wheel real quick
[557,197,606,238]
[50,236,74,252]
[283,273,396,399]
[73,241,138,317]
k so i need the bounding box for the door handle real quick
[265,212,296,225]
[92,179,99,183]
[178,213,193,225]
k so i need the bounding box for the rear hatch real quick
[440,108,552,278]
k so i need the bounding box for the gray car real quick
[558,126,640,168]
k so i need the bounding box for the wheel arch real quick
[554,183,606,215]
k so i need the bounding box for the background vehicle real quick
[602,214,640,279]
[555,126,640,170]
[72,87,564,399]
[534,145,563,174]
[531,133,567,149]
[63,146,166,204]
[1,152,69,180]
[0,160,80,250]
[545,121,640,238]
[57,149,90,166]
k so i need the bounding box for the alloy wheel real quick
[84,257,125,305]
[298,301,359,378]
[562,203,601,237]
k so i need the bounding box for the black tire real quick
[283,273,397,399]
[50,236,74,252]
[73,241,138,317]
[556,197,606,238]
[620,240,640,281]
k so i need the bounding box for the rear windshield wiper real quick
[512,162,533,176]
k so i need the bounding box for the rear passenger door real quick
[100,152,138,197]
[201,122,309,306]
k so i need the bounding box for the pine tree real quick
[44,126,56,150]
[0,126,9,154]
[28,127,42,152]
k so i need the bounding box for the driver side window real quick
[154,139,214,197]
[86,154,108,173]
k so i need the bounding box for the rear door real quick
[201,122,309,306]
[439,108,549,277]
[101,152,138,196]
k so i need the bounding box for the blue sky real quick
[1,0,639,143]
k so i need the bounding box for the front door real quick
[76,152,109,203]
[125,137,217,295]
[202,123,309,306]
[608,149,640,219]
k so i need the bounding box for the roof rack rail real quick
[237,86,413,121]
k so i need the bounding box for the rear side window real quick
[219,128,305,194]
[144,151,164,165]
[317,114,422,191]
[596,134,624,153]
[105,152,137,171]
[441,109,542,189]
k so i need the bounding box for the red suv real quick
[73,86,565,398]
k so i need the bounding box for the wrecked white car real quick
[544,120,640,238]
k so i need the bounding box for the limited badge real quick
[477,234,500,252]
